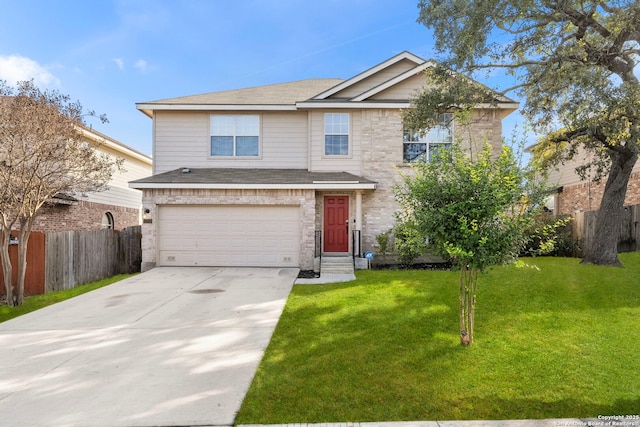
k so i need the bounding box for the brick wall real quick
[359,108,504,253]
[558,171,640,214]
[30,200,141,232]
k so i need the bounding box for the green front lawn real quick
[237,253,640,423]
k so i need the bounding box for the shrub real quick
[520,214,580,257]
[374,229,393,261]
[394,220,428,267]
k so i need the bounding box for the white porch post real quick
[355,190,363,231]
[353,190,364,260]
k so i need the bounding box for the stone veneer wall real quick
[358,108,504,253]
[558,171,640,214]
[141,188,316,272]
[30,200,140,232]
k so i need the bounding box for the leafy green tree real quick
[395,144,544,345]
[416,0,640,266]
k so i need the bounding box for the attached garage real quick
[157,205,300,267]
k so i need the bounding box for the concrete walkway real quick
[239,421,634,427]
[0,267,297,427]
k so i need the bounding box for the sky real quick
[0,0,526,157]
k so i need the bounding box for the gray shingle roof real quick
[140,79,345,106]
[131,168,376,186]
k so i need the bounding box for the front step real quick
[320,256,355,275]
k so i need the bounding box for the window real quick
[403,113,453,163]
[210,115,259,157]
[324,113,349,155]
[101,212,114,230]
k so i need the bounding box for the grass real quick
[0,273,136,323]
[237,252,640,423]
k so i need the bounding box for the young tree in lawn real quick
[395,143,545,346]
[0,80,120,306]
[416,0,640,266]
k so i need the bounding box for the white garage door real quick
[158,205,300,267]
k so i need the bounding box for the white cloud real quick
[134,59,147,72]
[113,57,125,70]
[0,55,60,86]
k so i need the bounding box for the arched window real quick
[101,212,115,230]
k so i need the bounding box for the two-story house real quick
[32,125,152,232]
[130,51,517,272]
[543,148,640,215]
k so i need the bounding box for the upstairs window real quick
[211,115,259,157]
[324,113,349,156]
[403,113,453,163]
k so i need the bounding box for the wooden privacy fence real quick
[46,226,142,292]
[572,204,640,254]
[1,226,141,297]
[0,231,46,296]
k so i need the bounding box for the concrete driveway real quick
[0,267,297,427]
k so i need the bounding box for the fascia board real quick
[129,182,377,190]
[295,101,519,111]
[135,103,298,112]
[296,101,412,109]
[311,51,426,100]
[79,127,153,165]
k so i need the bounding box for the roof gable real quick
[311,51,427,100]
[137,50,518,114]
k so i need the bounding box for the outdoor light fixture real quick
[142,207,152,224]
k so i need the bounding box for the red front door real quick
[324,196,349,252]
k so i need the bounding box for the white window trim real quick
[402,113,454,163]
[323,112,351,157]
[209,114,262,159]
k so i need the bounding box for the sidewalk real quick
[239,420,636,427]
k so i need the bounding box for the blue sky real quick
[0,0,525,156]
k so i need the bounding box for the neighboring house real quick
[130,51,517,272]
[544,148,640,215]
[31,126,153,232]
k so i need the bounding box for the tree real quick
[416,0,640,266]
[395,144,545,345]
[0,80,120,306]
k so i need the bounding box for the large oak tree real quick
[416,0,640,266]
[0,80,120,306]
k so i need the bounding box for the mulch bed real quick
[297,270,320,279]
[371,262,452,270]
[296,262,451,278]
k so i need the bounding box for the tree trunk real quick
[459,264,478,346]
[15,216,34,306]
[0,227,13,306]
[582,148,638,266]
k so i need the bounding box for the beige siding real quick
[546,151,592,188]
[330,59,419,99]
[370,73,426,100]
[261,112,309,168]
[85,145,151,210]
[153,111,308,174]
[544,145,640,188]
[309,110,362,174]
[153,111,209,174]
